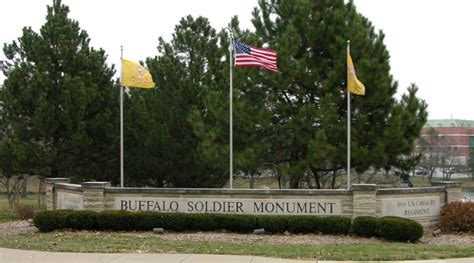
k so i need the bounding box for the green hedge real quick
[352,216,379,237]
[352,216,423,242]
[34,210,423,242]
[34,210,99,232]
[34,210,351,234]
[376,216,424,242]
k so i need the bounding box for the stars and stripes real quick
[234,41,278,72]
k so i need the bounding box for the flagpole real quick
[120,46,124,188]
[225,27,234,189]
[346,40,351,190]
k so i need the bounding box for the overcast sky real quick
[1,0,473,120]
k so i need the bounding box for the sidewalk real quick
[1,248,309,263]
[1,248,474,263]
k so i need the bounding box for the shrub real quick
[158,212,195,231]
[15,205,38,220]
[33,210,421,241]
[439,201,474,232]
[33,210,74,232]
[65,210,98,230]
[33,210,352,235]
[96,210,136,231]
[286,216,313,233]
[285,216,351,234]
[376,216,423,242]
[214,214,255,233]
[322,216,351,234]
[352,216,379,237]
[257,216,288,233]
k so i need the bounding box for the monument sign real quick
[115,197,342,215]
[381,197,440,218]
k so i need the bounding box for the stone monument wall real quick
[46,179,463,229]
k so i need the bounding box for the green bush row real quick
[352,216,424,242]
[34,210,351,234]
[34,210,424,241]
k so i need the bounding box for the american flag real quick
[234,41,278,72]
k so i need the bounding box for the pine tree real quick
[251,0,427,188]
[0,0,118,181]
[184,17,278,188]
[124,15,229,187]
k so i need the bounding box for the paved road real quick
[1,248,474,263]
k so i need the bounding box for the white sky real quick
[1,0,473,120]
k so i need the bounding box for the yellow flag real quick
[347,52,365,95]
[121,58,155,89]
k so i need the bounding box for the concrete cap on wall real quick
[351,184,377,191]
[431,181,462,188]
[81,182,111,189]
[104,187,351,195]
[45,178,71,184]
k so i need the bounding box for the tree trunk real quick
[38,176,44,208]
[289,176,301,189]
[310,167,321,189]
[21,176,28,198]
[51,165,59,178]
[428,168,434,182]
[304,173,314,189]
[331,170,337,189]
[249,174,255,189]
[7,191,15,209]
[275,168,283,189]
[4,175,29,209]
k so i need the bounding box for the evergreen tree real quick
[250,0,427,188]
[185,17,277,188]
[0,0,119,182]
[124,15,229,187]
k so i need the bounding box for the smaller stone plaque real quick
[58,192,83,210]
[381,197,440,218]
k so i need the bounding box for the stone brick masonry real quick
[45,179,462,229]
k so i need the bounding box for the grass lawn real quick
[0,232,473,261]
[0,195,44,223]
[0,199,17,223]
[1,175,472,260]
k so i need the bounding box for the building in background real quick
[418,119,474,175]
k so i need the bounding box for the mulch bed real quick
[1,220,473,245]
